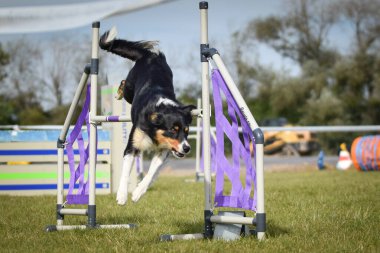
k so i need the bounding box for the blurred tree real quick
[0,36,96,125]
[0,43,11,124]
[176,81,201,107]
[231,0,380,127]
[332,0,380,124]
[0,39,46,125]
[228,0,341,125]
[0,43,9,81]
[0,95,16,124]
[251,0,338,68]
[39,37,90,108]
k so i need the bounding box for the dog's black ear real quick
[180,105,197,124]
[181,104,197,114]
[149,112,164,126]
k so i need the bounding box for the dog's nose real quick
[183,144,191,154]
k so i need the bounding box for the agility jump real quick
[160,1,266,241]
[46,22,135,232]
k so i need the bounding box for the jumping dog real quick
[99,28,196,205]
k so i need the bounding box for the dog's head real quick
[147,103,196,158]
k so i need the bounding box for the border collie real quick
[99,28,195,205]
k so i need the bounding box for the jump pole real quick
[88,21,134,229]
[88,21,99,227]
[46,22,135,232]
[199,1,213,239]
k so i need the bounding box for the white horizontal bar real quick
[161,233,204,241]
[189,125,380,133]
[0,125,105,130]
[54,224,136,231]
[210,215,256,225]
[55,225,87,231]
[98,224,136,229]
[59,209,87,216]
[3,125,379,133]
[262,125,380,132]
[91,115,131,122]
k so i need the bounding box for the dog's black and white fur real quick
[99,28,195,205]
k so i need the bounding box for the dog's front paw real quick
[116,189,128,206]
[131,186,146,203]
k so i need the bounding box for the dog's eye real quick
[170,126,179,135]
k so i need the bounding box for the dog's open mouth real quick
[172,149,185,158]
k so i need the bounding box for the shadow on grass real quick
[266,221,290,238]
[171,220,205,235]
[98,216,141,226]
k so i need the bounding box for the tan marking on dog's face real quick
[184,127,189,134]
[155,129,180,151]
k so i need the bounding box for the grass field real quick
[1,169,379,253]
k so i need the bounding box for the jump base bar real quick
[160,233,205,241]
[45,223,136,232]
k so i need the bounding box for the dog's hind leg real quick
[116,153,136,205]
[131,151,169,202]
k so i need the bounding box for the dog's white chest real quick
[133,128,153,151]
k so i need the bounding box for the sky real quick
[96,0,294,85]
[0,0,351,89]
[0,0,296,86]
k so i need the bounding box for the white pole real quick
[58,66,90,141]
[200,1,212,213]
[211,53,259,130]
[88,21,100,227]
[200,1,213,239]
[255,143,265,240]
[56,148,64,226]
[195,98,202,179]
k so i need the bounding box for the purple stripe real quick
[212,69,257,211]
[107,116,120,122]
[66,194,89,205]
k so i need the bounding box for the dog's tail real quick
[99,27,159,62]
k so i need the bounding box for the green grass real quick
[0,170,379,253]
